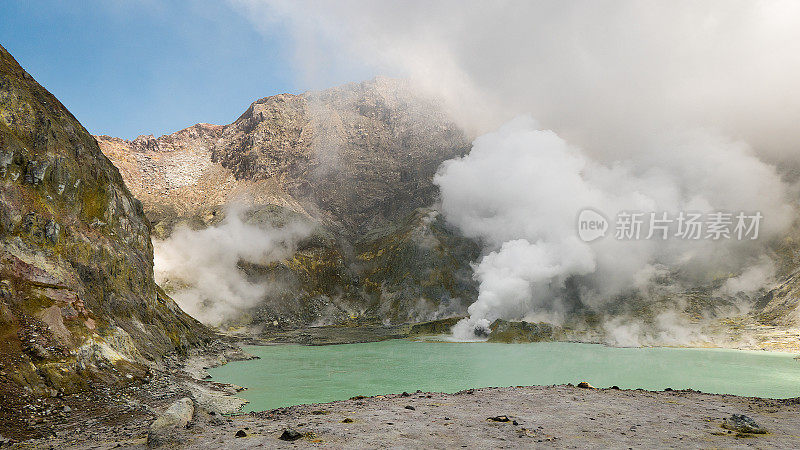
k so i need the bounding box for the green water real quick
[208,340,800,412]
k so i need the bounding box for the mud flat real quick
[23,384,800,448]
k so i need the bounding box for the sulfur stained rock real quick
[0,43,212,397]
[722,414,766,434]
[23,159,48,185]
[486,319,564,343]
[43,220,59,244]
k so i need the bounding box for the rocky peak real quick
[97,77,470,237]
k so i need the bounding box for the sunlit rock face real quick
[96,78,477,329]
[96,76,470,239]
[0,44,210,393]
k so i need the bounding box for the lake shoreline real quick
[10,332,800,446]
[26,384,800,448]
[244,320,800,353]
[209,339,800,414]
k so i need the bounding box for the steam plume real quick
[232,1,800,342]
[153,206,310,326]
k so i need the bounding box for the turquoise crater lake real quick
[208,340,800,413]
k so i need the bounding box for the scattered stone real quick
[209,415,226,426]
[62,405,71,413]
[311,410,330,415]
[279,428,304,441]
[235,430,247,438]
[577,382,594,389]
[147,397,194,447]
[722,414,766,434]
[488,416,511,422]
[405,405,416,410]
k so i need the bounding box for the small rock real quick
[279,428,303,441]
[722,414,766,434]
[341,418,353,423]
[488,416,511,422]
[577,382,594,389]
[610,385,620,390]
[62,405,71,413]
[401,392,411,397]
[235,430,247,438]
[209,416,226,426]
[405,405,416,411]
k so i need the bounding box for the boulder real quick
[722,414,766,434]
[279,428,304,441]
[147,398,194,447]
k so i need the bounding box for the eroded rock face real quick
[95,77,470,238]
[96,78,478,328]
[0,44,210,393]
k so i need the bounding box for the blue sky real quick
[0,1,371,139]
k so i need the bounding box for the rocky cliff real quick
[96,78,477,329]
[0,44,211,398]
[96,77,469,238]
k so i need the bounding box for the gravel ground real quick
[22,384,800,449]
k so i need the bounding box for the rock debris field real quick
[27,384,800,449]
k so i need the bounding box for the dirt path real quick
[25,385,800,449]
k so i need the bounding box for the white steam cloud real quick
[153,207,310,326]
[232,1,800,342]
[436,116,792,338]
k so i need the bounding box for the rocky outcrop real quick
[0,44,211,396]
[95,77,469,238]
[184,205,480,330]
[356,208,480,324]
[97,78,477,329]
[486,320,563,343]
